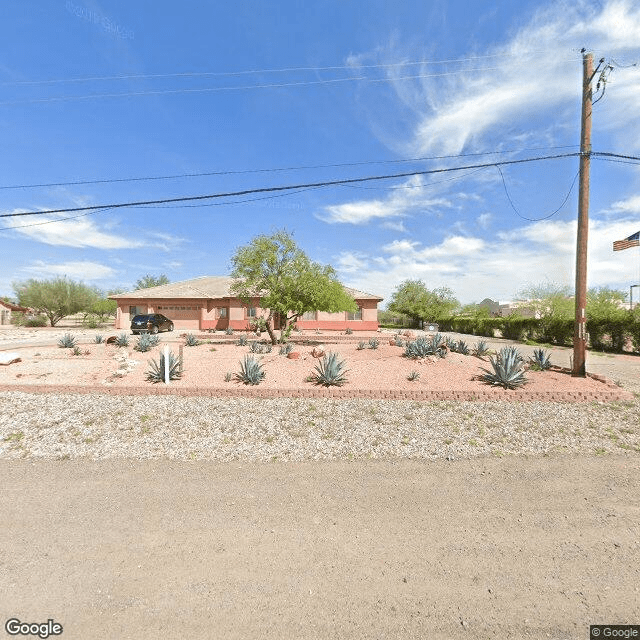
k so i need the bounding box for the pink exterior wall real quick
[115,297,380,331]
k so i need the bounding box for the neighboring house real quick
[476,298,501,316]
[109,276,383,332]
[498,301,539,318]
[0,300,30,325]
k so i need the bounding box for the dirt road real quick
[2,456,638,639]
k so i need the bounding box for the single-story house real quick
[110,276,383,332]
[0,300,30,325]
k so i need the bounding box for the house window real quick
[217,307,228,318]
[247,307,257,318]
[302,310,316,321]
[347,307,362,321]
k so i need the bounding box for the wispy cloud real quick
[22,260,116,281]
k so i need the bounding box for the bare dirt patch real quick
[0,336,628,400]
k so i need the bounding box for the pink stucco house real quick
[110,276,382,332]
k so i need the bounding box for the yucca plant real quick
[356,341,367,350]
[146,350,182,383]
[480,346,527,389]
[456,340,470,356]
[185,333,200,347]
[473,340,490,357]
[115,333,130,347]
[529,348,552,371]
[134,333,156,353]
[368,337,380,350]
[309,352,349,387]
[235,355,266,385]
[94,334,104,344]
[279,343,294,355]
[407,370,421,381]
[225,327,234,335]
[235,335,248,346]
[58,333,77,348]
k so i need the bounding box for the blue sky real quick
[2,0,640,306]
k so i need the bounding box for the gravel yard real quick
[2,392,638,460]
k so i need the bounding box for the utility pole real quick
[572,50,593,377]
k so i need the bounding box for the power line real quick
[1,52,581,86]
[0,145,579,191]
[0,152,579,220]
[496,166,580,221]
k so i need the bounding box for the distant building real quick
[0,300,29,325]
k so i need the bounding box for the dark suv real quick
[131,313,174,334]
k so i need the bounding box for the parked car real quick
[131,313,174,334]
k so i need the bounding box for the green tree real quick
[135,274,169,290]
[388,280,459,326]
[586,286,628,350]
[230,230,357,344]
[518,282,574,344]
[13,277,98,326]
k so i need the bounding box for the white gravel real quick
[1,392,638,460]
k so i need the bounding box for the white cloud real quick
[608,195,640,214]
[22,261,116,281]
[337,217,640,305]
[477,213,492,228]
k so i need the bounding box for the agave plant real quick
[530,348,552,371]
[58,333,77,349]
[407,370,421,381]
[235,335,248,346]
[368,337,380,350]
[146,350,182,383]
[115,333,130,348]
[185,333,200,347]
[94,334,104,344]
[445,336,457,352]
[279,343,294,355]
[235,355,266,385]
[225,327,234,335]
[224,371,232,382]
[393,335,404,347]
[71,346,82,356]
[480,346,527,389]
[134,333,156,353]
[403,335,446,360]
[473,340,490,357]
[356,341,367,350]
[345,327,353,335]
[309,352,349,387]
[456,340,470,356]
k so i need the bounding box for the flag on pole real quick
[613,231,640,251]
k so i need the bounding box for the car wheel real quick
[168,323,174,332]
[151,325,159,334]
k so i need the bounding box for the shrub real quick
[235,355,266,385]
[529,348,552,371]
[368,337,379,350]
[309,352,349,387]
[135,333,157,353]
[146,350,182,382]
[185,333,200,347]
[25,315,48,327]
[58,333,77,348]
[473,340,490,357]
[71,346,82,356]
[480,346,527,389]
[407,370,420,381]
[345,327,353,335]
[250,340,272,354]
[115,333,130,347]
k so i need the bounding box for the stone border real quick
[0,382,632,402]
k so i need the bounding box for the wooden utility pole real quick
[572,51,593,377]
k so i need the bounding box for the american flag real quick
[613,231,640,251]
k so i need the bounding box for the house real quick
[109,276,383,332]
[0,300,30,325]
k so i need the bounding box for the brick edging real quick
[0,383,632,402]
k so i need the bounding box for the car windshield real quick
[132,315,152,322]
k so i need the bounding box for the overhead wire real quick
[0,152,580,220]
[0,145,580,191]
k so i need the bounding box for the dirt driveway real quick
[2,456,639,639]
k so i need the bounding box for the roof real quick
[0,300,29,312]
[110,276,383,301]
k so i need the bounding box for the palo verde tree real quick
[13,277,98,326]
[388,280,459,326]
[135,274,169,289]
[230,230,357,345]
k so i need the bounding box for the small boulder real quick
[287,351,300,359]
